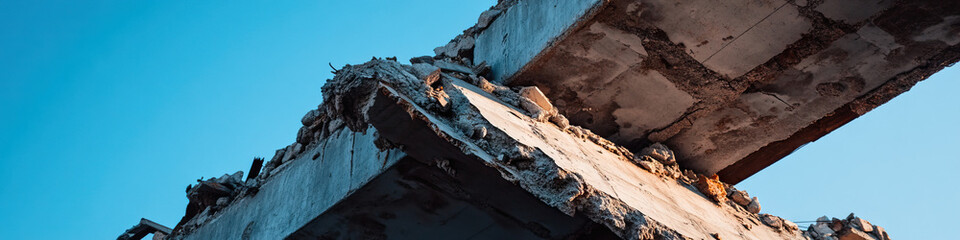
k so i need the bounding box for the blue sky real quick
[0,0,955,239]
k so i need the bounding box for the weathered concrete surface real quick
[159,58,897,239]
[353,61,807,239]
[178,127,406,240]
[474,0,960,183]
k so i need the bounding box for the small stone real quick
[746,196,761,214]
[636,156,662,174]
[472,126,487,139]
[518,86,555,113]
[271,148,286,164]
[433,60,475,74]
[216,197,230,207]
[301,109,321,126]
[849,217,873,232]
[782,219,799,232]
[520,97,548,121]
[409,55,435,65]
[296,126,313,145]
[729,190,751,207]
[568,127,583,138]
[813,218,836,236]
[760,214,783,229]
[640,143,676,165]
[476,9,503,30]
[683,170,697,181]
[282,143,302,162]
[873,225,888,240]
[549,114,570,130]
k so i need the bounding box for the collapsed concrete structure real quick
[123,0,958,239]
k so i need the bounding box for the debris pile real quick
[173,171,250,235]
[803,214,891,240]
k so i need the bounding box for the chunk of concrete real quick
[695,174,727,203]
[301,109,320,126]
[519,86,555,113]
[433,60,475,74]
[640,143,677,165]
[837,228,873,240]
[729,190,751,207]
[849,217,874,232]
[747,196,761,214]
[760,214,783,229]
[475,9,502,30]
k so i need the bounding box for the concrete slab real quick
[701,4,811,78]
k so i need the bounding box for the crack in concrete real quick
[702,2,792,63]
[760,92,792,107]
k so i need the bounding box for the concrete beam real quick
[471,0,960,183]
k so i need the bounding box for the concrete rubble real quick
[804,214,890,240]
[118,0,958,238]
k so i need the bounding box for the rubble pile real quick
[173,171,250,235]
[802,214,891,240]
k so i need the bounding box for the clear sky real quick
[0,0,955,239]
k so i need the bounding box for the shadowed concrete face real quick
[476,0,960,183]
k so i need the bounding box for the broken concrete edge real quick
[370,59,809,239]
[118,218,172,240]
[377,78,690,240]
[159,58,883,239]
[166,60,428,237]
[718,43,960,184]
[442,0,960,186]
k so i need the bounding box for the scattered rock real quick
[729,190,751,207]
[747,196,761,214]
[216,197,230,207]
[518,86,555,114]
[782,219,799,232]
[682,169,697,181]
[520,97,548,121]
[434,35,476,58]
[695,174,728,203]
[636,156,663,174]
[849,217,873,233]
[409,55,435,65]
[433,60,475,74]
[475,9,503,30]
[640,143,676,165]
[301,109,321,126]
[548,114,569,130]
[472,126,487,139]
[873,225,888,240]
[760,214,783,229]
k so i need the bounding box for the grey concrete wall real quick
[182,127,405,240]
[474,0,603,83]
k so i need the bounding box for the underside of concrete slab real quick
[474,0,960,183]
